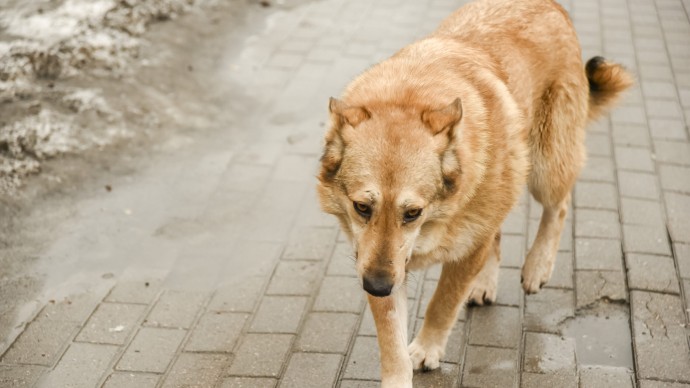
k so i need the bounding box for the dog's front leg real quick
[409,239,492,370]
[368,285,412,388]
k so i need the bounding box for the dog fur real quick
[317,0,632,386]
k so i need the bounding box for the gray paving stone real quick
[654,140,690,165]
[586,133,612,156]
[631,291,690,381]
[271,154,319,183]
[343,336,380,381]
[578,366,633,388]
[622,224,672,255]
[117,327,186,373]
[228,334,293,377]
[611,105,647,125]
[1,317,77,366]
[250,296,308,334]
[646,99,683,119]
[106,280,163,304]
[642,80,677,98]
[462,346,517,387]
[313,276,365,313]
[659,164,690,193]
[296,312,358,353]
[575,182,619,210]
[209,278,265,313]
[638,380,690,388]
[358,305,377,337]
[676,243,690,279]
[468,306,520,348]
[339,380,380,388]
[185,312,248,352]
[502,207,527,235]
[496,267,523,305]
[521,372,576,388]
[412,362,460,387]
[161,353,231,388]
[524,332,576,380]
[500,234,526,268]
[626,254,680,293]
[648,118,687,140]
[76,302,147,345]
[619,198,664,226]
[267,53,303,69]
[615,146,656,172]
[221,377,277,388]
[666,192,690,243]
[42,343,118,388]
[0,365,45,387]
[548,251,575,289]
[145,290,207,329]
[575,209,621,239]
[524,288,574,333]
[267,260,323,295]
[103,372,159,388]
[282,226,337,260]
[576,270,627,308]
[612,123,651,147]
[280,353,342,388]
[617,171,660,200]
[327,242,357,277]
[575,238,623,271]
[580,156,616,182]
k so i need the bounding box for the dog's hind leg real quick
[467,231,501,306]
[409,236,493,370]
[522,79,588,294]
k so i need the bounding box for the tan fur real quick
[316,0,632,385]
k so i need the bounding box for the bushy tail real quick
[586,56,634,122]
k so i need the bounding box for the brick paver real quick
[1,0,690,386]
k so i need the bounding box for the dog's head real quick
[317,97,464,297]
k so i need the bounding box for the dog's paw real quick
[408,338,443,371]
[467,252,500,306]
[467,268,498,307]
[521,253,554,294]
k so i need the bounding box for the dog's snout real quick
[362,275,394,297]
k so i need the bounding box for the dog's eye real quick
[354,202,372,218]
[403,208,422,223]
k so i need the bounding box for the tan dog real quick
[317,0,632,386]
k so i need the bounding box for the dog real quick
[316,0,632,386]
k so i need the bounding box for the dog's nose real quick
[362,275,394,297]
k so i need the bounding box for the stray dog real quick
[317,0,632,386]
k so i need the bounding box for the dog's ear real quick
[329,97,370,128]
[321,98,369,182]
[422,98,463,137]
[423,99,463,195]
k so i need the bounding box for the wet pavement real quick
[1,0,690,386]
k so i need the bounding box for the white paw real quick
[521,251,554,294]
[408,338,444,371]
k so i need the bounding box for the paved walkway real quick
[2,0,690,386]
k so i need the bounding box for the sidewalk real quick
[1,0,690,386]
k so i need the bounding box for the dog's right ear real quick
[329,97,370,128]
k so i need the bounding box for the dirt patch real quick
[0,0,222,194]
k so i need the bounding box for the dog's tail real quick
[585,56,634,122]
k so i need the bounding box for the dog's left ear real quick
[422,98,463,137]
